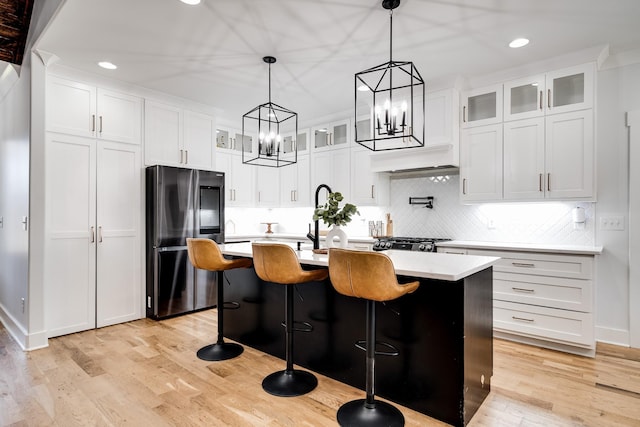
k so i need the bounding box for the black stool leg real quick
[197,270,244,361]
[337,300,404,427]
[262,285,318,397]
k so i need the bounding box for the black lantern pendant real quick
[242,56,298,167]
[354,0,425,151]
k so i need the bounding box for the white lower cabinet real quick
[463,248,595,355]
[45,133,142,337]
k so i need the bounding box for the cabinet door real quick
[545,110,594,199]
[96,89,142,144]
[546,63,594,115]
[215,151,234,204]
[295,156,311,206]
[351,147,388,206]
[503,118,545,200]
[46,76,96,137]
[312,148,351,200]
[184,110,214,170]
[461,85,503,128]
[313,119,351,150]
[426,88,458,146]
[503,75,545,122]
[217,152,255,207]
[279,157,310,207]
[256,167,280,207]
[96,142,142,327]
[44,133,97,337]
[144,100,183,166]
[460,124,503,201]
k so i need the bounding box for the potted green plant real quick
[313,192,359,248]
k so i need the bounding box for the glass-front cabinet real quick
[281,128,310,158]
[504,63,594,121]
[215,128,254,154]
[312,119,350,150]
[461,85,503,128]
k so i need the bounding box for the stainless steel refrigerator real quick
[146,165,225,319]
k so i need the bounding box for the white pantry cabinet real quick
[215,151,255,207]
[44,133,142,337]
[145,100,215,169]
[47,75,142,144]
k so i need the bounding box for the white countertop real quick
[225,233,376,244]
[219,242,499,282]
[437,240,603,255]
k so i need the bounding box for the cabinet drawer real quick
[494,272,592,312]
[494,300,594,347]
[467,249,593,279]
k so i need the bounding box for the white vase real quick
[326,225,348,248]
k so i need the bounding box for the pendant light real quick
[354,0,425,151]
[242,56,297,167]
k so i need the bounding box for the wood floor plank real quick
[2,313,640,426]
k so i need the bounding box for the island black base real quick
[222,266,493,427]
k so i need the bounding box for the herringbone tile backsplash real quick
[388,174,595,245]
[226,174,595,246]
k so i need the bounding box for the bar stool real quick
[252,242,328,397]
[186,238,252,361]
[328,248,420,427]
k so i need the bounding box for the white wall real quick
[595,62,640,345]
[0,0,63,349]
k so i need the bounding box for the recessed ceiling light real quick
[98,61,117,70]
[509,38,529,48]
[180,0,201,5]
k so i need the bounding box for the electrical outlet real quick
[487,219,496,229]
[600,216,625,231]
[21,297,25,313]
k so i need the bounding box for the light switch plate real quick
[600,216,625,231]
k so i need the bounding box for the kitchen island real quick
[219,242,499,427]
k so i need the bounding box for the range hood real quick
[369,143,459,174]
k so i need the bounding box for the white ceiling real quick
[35,0,640,125]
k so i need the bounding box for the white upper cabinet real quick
[503,118,545,200]
[215,151,255,207]
[545,110,594,199]
[47,75,142,144]
[183,110,215,170]
[281,128,310,158]
[461,84,503,128]
[460,124,503,202]
[215,127,254,154]
[350,146,389,206]
[144,100,183,166]
[504,63,595,121]
[312,119,350,151]
[503,74,546,122]
[256,166,280,207]
[145,100,214,169]
[280,156,310,207]
[311,147,351,201]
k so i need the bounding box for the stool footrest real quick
[223,301,240,310]
[280,320,314,333]
[355,340,399,357]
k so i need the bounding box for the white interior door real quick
[45,133,96,337]
[96,142,142,327]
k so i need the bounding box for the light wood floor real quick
[2,311,640,426]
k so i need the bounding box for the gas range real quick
[372,237,451,252]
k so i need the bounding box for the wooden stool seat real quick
[187,238,252,361]
[328,248,419,427]
[252,242,328,397]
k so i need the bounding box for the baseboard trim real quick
[595,326,630,347]
[0,303,49,351]
[493,330,596,358]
